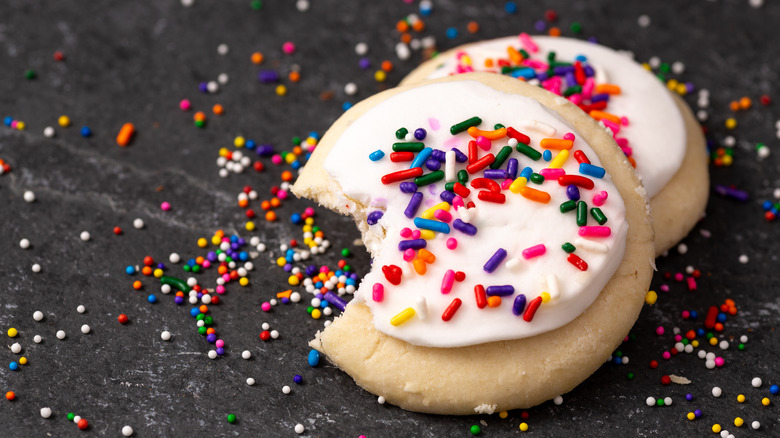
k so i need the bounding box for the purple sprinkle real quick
[694,409,701,417]
[281,297,290,304]
[283,264,293,272]
[685,393,693,401]
[553,65,574,75]
[398,239,427,251]
[714,184,749,202]
[483,169,507,179]
[536,72,548,82]
[414,128,427,140]
[584,65,595,77]
[425,158,441,171]
[440,190,456,204]
[174,296,184,304]
[507,158,518,179]
[324,291,347,311]
[453,219,477,236]
[358,58,371,70]
[305,265,318,276]
[512,294,527,316]
[483,248,507,273]
[216,347,225,356]
[399,182,418,193]
[451,147,468,163]
[404,192,424,218]
[590,93,610,103]
[566,184,580,201]
[430,149,446,162]
[256,144,275,156]
[207,333,217,343]
[486,285,514,296]
[199,82,209,93]
[564,71,576,87]
[258,70,280,83]
[367,210,384,225]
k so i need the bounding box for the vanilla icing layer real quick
[323,80,627,347]
[424,36,685,198]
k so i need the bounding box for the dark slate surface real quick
[1,0,779,436]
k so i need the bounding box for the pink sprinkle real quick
[10,120,18,129]
[400,227,412,238]
[271,155,283,165]
[500,179,513,190]
[202,260,211,268]
[411,230,421,239]
[581,78,595,98]
[539,168,565,179]
[441,269,455,294]
[563,132,575,141]
[681,310,690,319]
[568,94,583,105]
[601,119,620,134]
[620,116,630,126]
[615,137,629,148]
[179,99,191,111]
[686,276,697,291]
[446,238,458,250]
[660,284,670,292]
[476,136,491,151]
[277,189,288,200]
[592,191,608,206]
[522,243,546,260]
[434,209,452,223]
[452,196,464,209]
[662,351,671,360]
[161,201,171,211]
[222,273,231,282]
[522,59,547,70]
[403,248,415,262]
[714,357,725,367]
[656,326,665,336]
[216,285,225,294]
[282,41,296,55]
[674,334,682,342]
[304,207,315,216]
[372,283,384,302]
[428,117,440,131]
[455,51,467,60]
[578,226,611,238]
[674,273,684,282]
[215,339,224,348]
[261,302,271,312]
[518,32,538,53]
[319,266,329,273]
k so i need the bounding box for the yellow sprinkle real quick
[419,230,435,240]
[304,217,315,225]
[390,308,416,326]
[234,136,246,147]
[686,412,695,421]
[675,83,687,96]
[519,423,529,432]
[245,221,256,231]
[374,70,387,82]
[211,236,221,245]
[58,115,71,127]
[509,176,527,194]
[311,308,322,319]
[691,340,699,347]
[275,85,287,96]
[288,275,300,286]
[641,63,651,71]
[285,154,297,164]
[762,397,770,406]
[666,79,679,91]
[737,394,745,403]
[498,411,508,419]
[7,328,18,338]
[276,257,287,267]
[421,202,450,219]
[709,337,718,346]
[548,149,569,169]
[19,357,27,365]
[197,238,208,248]
[461,55,472,66]
[302,225,313,232]
[722,155,733,166]
[712,424,721,433]
[725,118,737,129]
[16,121,25,131]
[734,417,744,427]
[153,269,164,278]
[540,292,551,303]
[645,290,658,305]
[239,277,249,287]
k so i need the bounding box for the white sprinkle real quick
[270,330,279,339]
[294,424,305,434]
[242,350,251,360]
[697,350,707,359]
[208,350,217,359]
[355,42,369,56]
[161,331,171,341]
[749,0,764,7]
[169,253,181,264]
[738,254,749,264]
[23,190,36,203]
[648,56,661,69]
[33,335,42,343]
[40,407,52,419]
[79,231,90,241]
[553,395,563,405]
[664,397,672,406]
[518,119,556,136]
[740,335,748,343]
[73,416,81,423]
[677,243,688,254]
[33,311,44,321]
[573,237,609,253]
[758,145,770,159]
[377,396,386,404]
[706,359,716,369]
[31,263,41,273]
[246,378,255,386]
[723,136,736,147]
[81,324,90,334]
[19,238,31,249]
[290,292,301,303]
[344,82,358,96]
[296,0,309,12]
[180,0,194,6]
[261,322,271,331]
[637,14,651,28]
[217,73,229,84]
[77,305,86,314]
[712,386,722,397]
[414,296,428,320]
[161,284,171,294]
[751,420,761,430]
[11,343,22,354]
[207,81,219,93]
[282,385,291,394]
[696,110,708,122]
[719,340,729,350]
[752,377,762,388]
[217,44,229,55]
[43,126,55,137]
[56,330,66,340]
[122,425,134,436]
[395,42,411,60]
[671,61,685,74]
[646,396,655,406]
[133,218,145,229]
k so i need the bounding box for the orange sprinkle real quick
[218,266,228,275]
[251,52,264,64]
[627,155,637,168]
[381,60,394,72]
[199,305,208,314]
[396,20,409,33]
[116,123,135,147]
[195,256,204,265]
[487,296,502,307]
[413,258,427,275]
[507,46,524,64]
[484,59,494,68]
[292,146,303,155]
[729,101,740,112]
[175,291,184,298]
[214,229,225,238]
[277,290,292,299]
[193,111,206,122]
[260,200,271,210]
[467,21,479,34]
[589,110,621,124]
[212,104,224,115]
[467,126,507,140]
[418,248,436,263]
[400,33,412,44]
[270,197,281,208]
[519,186,551,204]
[548,26,561,36]
[288,71,301,82]
[206,328,215,335]
[595,84,622,95]
[133,280,143,290]
[539,138,573,150]
[281,170,293,181]
[141,266,152,276]
[238,198,249,208]
[739,96,752,110]
[265,211,277,221]
[314,230,324,238]
[411,20,425,32]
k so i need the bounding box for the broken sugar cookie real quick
[402,35,708,256]
[292,73,654,415]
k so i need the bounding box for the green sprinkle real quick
[343,264,351,271]
[392,142,424,152]
[681,338,689,345]
[450,116,481,135]
[67,413,75,421]
[706,332,714,339]
[590,207,607,225]
[161,275,191,293]
[629,333,637,341]
[562,242,576,253]
[191,265,200,273]
[560,200,577,213]
[414,170,444,186]
[755,142,766,151]
[490,146,513,169]
[576,201,588,226]
[198,326,207,335]
[659,62,671,73]
[614,350,622,357]
[529,173,544,185]
[292,136,301,145]
[341,248,351,257]
[444,182,456,192]
[627,372,634,380]
[194,120,206,128]
[204,316,213,325]
[457,170,469,184]
[183,265,191,272]
[196,314,205,321]
[469,425,481,435]
[656,398,665,406]
[395,127,408,140]
[515,143,542,160]
[24,69,36,80]
[570,22,582,33]
[250,0,262,10]
[738,343,745,350]
[547,51,557,63]
[519,49,530,59]
[307,306,314,314]
[563,85,582,97]
[493,123,505,130]
[227,414,237,424]
[312,226,321,232]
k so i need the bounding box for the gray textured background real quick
[1,0,779,436]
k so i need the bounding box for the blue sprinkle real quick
[413,217,450,234]
[147,294,157,304]
[245,139,256,149]
[716,313,727,323]
[520,167,533,180]
[689,310,698,319]
[308,349,320,367]
[543,149,552,161]
[293,375,303,384]
[9,361,18,371]
[579,162,606,178]
[770,384,779,395]
[369,150,385,161]
[291,213,303,224]
[190,308,200,317]
[505,1,517,14]
[3,116,12,126]
[80,126,92,137]
[342,102,353,111]
[446,27,458,39]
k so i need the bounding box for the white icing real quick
[323,81,627,347]
[424,36,686,198]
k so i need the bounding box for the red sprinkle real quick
[382,264,402,285]
[466,153,495,174]
[704,305,719,329]
[381,167,423,184]
[477,190,506,204]
[470,177,500,192]
[390,151,415,162]
[523,296,543,322]
[474,284,487,309]
[573,150,591,164]
[441,298,463,322]
[567,253,588,271]
[452,182,471,198]
[660,375,671,385]
[506,127,530,144]
[468,140,479,163]
[558,175,594,190]
[259,330,271,341]
[117,314,129,324]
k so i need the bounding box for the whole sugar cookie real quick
[402,35,708,256]
[292,73,654,414]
